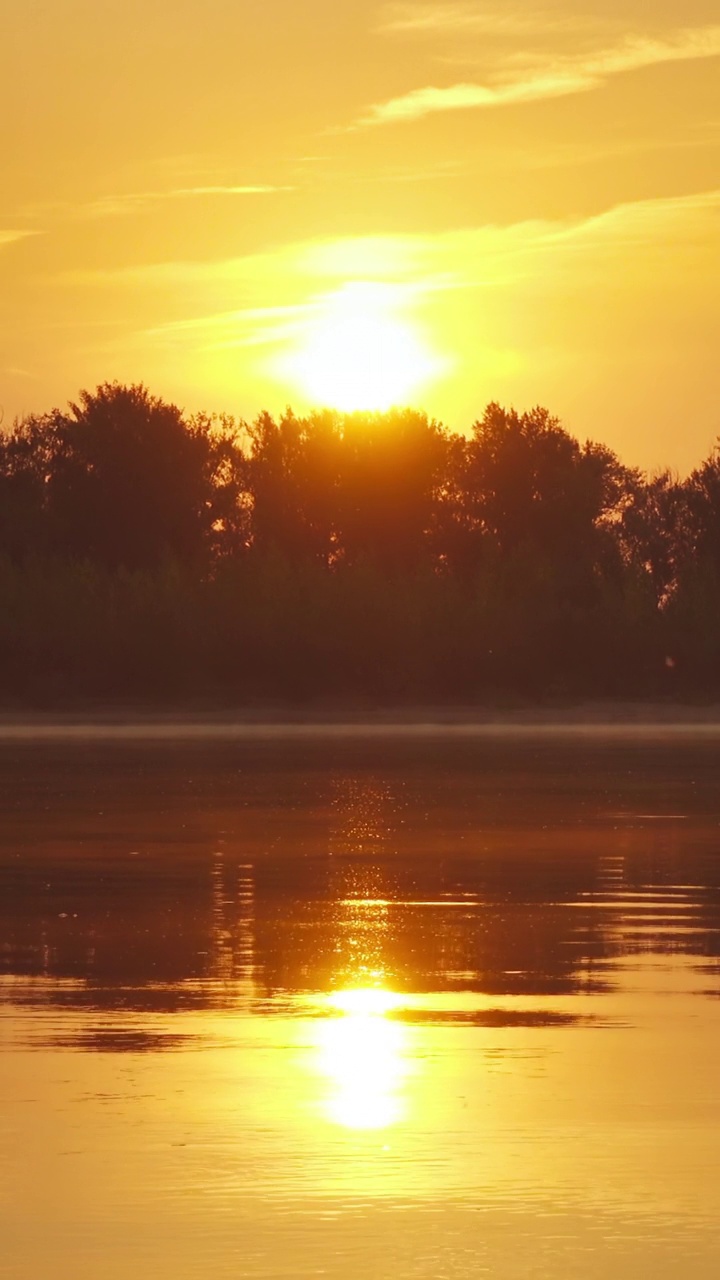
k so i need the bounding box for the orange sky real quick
[2,0,719,469]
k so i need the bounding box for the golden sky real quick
[3,0,719,469]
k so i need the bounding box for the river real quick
[2,730,720,1278]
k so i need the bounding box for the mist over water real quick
[2,734,720,1278]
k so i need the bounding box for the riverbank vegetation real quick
[1,382,718,703]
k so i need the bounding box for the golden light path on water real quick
[315,986,411,1130]
[273,282,447,412]
[7,743,720,1279]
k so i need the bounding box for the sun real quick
[274,282,444,412]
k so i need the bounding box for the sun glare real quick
[317,986,410,1130]
[275,283,443,412]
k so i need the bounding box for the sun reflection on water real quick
[316,986,410,1130]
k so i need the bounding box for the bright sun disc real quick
[276,284,442,411]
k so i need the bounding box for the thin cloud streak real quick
[360,74,593,124]
[24,187,291,224]
[543,187,720,250]
[0,230,38,248]
[358,25,720,125]
[85,186,292,217]
[378,4,592,36]
[143,301,314,346]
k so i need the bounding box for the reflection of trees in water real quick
[6,822,720,1014]
[210,850,256,1000]
[573,827,720,966]
[211,849,233,985]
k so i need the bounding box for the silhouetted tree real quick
[246,409,342,564]
[683,444,720,573]
[335,409,449,570]
[0,413,55,559]
[0,383,713,701]
[452,404,635,599]
[244,407,449,571]
[1,384,246,568]
[620,470,689,603]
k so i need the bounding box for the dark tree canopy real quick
[0,384,246,569]
[0,380,719,701]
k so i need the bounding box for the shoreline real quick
[1,701,720,739]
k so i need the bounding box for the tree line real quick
[1,381,719,702]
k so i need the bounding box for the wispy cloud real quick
[65,187,720,304]
[358,25,720,125]
[24,186,290,223]
[543,188,720,250]
[359,74,591,124]
[142,302,314,352]
[0,230,38,248]
[82,186,291,218]
[378,4,591,37]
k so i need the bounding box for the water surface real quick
[2,732,720,1278]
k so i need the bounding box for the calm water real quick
[2,731,720,1278]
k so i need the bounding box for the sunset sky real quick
[3,0,719,469]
